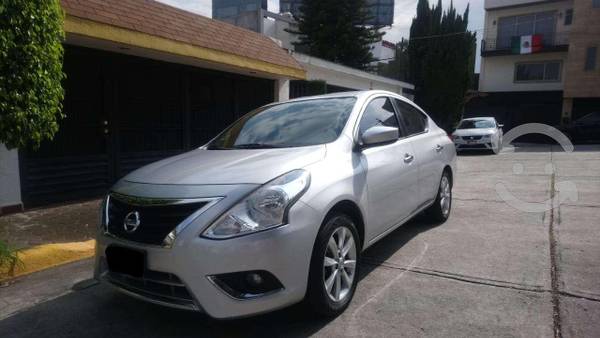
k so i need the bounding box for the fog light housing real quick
[208,270,283,299]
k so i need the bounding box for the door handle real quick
[435,144,444,152]
[404,153,414,163]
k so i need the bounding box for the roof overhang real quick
[64,15,306,80]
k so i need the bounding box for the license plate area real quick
[106,245,146,278]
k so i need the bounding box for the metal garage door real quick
[20,46,274,207]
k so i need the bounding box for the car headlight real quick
[482,134,491,139]
[202,169,311,239]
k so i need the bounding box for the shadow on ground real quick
[0,216,443,338]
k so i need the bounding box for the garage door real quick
[20,46,274,207]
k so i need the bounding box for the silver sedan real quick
[94,90,456,318]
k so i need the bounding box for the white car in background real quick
[452,117,503,153]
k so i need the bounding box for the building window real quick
[497,11,556,49]
[585,47,597,70]
[564,9,573,25]
[515,61,562,82]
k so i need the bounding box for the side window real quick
[358,97,400,136]
[395,99,427,136]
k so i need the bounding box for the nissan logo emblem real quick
[123,211,141,233]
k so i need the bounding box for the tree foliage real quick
[408,0,475,132]
[291,0,383,70]
[0,0,65,150]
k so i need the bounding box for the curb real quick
[0,240,95,282]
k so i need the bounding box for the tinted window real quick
[564,9,573,25]
[358,97,400,136]
[395,100,427,135]
[496,11,556,48]
[515,61,561,81]
[208,97,356,149]
[577,112,600,123]
[585,47,597,71]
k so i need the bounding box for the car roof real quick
[283,90,407,103]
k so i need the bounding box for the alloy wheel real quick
[323,226,357,302]
[440,175,451,216]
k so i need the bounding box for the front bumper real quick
[94,197,321,319]
[454,137,492,150]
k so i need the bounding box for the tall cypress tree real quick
[408,0,475,132]
[291,0,383,70]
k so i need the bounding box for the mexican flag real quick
[511,35,543,54]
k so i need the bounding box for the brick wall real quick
[563,0,600,98]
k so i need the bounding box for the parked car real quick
[559,112,600,144]
[95,90,456,319]
[452,117,503,153]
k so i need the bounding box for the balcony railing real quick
[481,32,569,56]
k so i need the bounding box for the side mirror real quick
[360,126,399,147]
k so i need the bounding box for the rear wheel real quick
[424,171,452,223]
[306,213,360,316]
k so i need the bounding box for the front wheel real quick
[306,213,360,316]
[424,171,452,223]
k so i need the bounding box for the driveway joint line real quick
[361,258,547,293]
[548,165,563,338]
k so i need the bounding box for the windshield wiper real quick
[231,143,285,149]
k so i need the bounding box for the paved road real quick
[1,145,599,337]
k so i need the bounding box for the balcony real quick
[481,32,569,57]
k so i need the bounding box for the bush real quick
[0,0,65,150]
[0,240,22,277]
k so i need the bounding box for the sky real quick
[158,0,484,72]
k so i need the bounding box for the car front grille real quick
[462,135,483,140]
[106,194,210,246]
[105,268,199,311]
[458,144,488,149]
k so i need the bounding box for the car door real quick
[394,99,444,206]
[358,96,420,242]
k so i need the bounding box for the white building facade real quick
[472,0,600,129]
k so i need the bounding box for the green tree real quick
[377,38,410,81]
[290,0,383,70]
[408,0,475,132]
[0,0,65,150]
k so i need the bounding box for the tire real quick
[424,170,452,223]
[306,213,360,317]
[492,139,502,154]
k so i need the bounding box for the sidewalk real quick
[0,199,100,282]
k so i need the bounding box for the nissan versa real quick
[95,90,456,318]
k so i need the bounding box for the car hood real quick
[453,128,496,136]
[122,145,327,185]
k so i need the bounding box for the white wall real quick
[479,52,568,92]
[0,144,22,208]
[262,12,298,51]
[275,78,290,101]
[371,41,395,63]
[294,53,414,98]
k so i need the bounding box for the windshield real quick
[458,119,495,129]
[207,97,357,149]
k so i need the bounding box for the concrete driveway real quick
[0,144,599,337]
